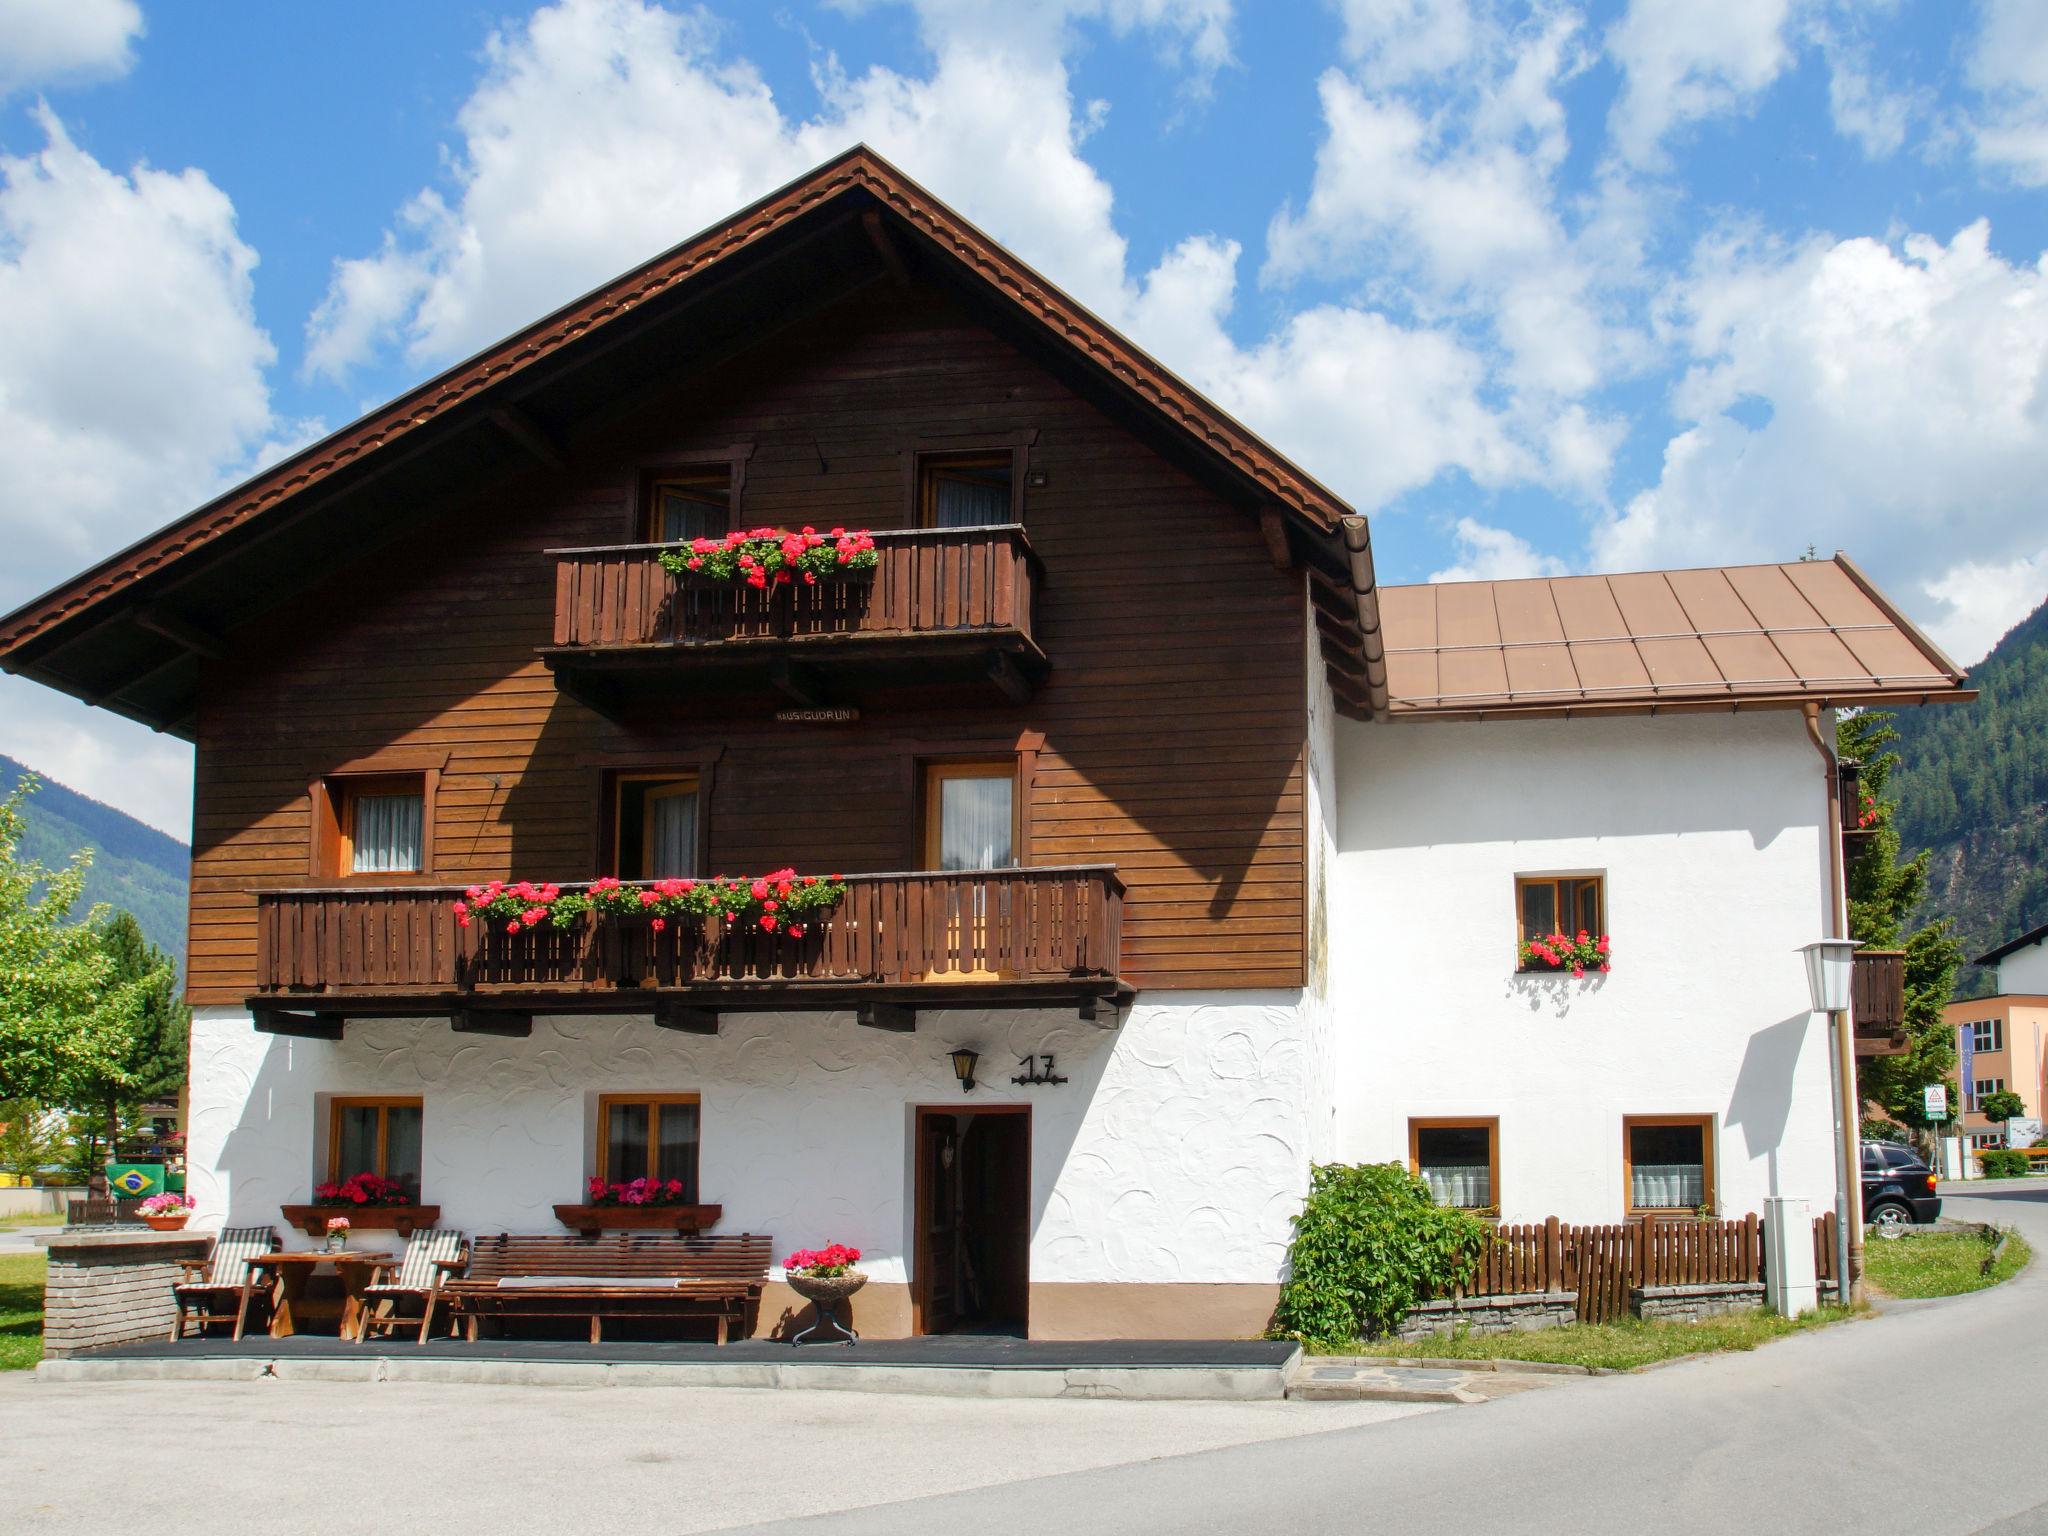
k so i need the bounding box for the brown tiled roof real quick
[1379,554,1972,718]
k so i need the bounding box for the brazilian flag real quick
[106,1163,165,1198]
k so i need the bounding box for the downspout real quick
[1338,516,1389,719]
[1804,702,1864,1302]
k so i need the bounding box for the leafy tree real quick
[1978,1089,2026,1125]
[0,1099,61,1180]
[1841,711,1964,1131]
[54,911,186,1158]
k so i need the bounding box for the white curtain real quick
[930,473,1009,528]
[1423,1164,1491,1208]
[351,793,422,873]
[647,790,698,878]
[939,777,1012,870]
[658,486,726,542]
[1632,1163,1705,1209]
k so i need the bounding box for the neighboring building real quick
[0,150,1972,1337]
[1949,925,2048,1154]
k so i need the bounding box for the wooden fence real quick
[1442,1213,1818,1323]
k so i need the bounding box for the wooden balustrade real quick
[254,866,1124,1003]
[1852,948,1907,1037]
[549,525,1040,651]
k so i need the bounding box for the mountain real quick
[1887,598,2048,996]
[0,755,189,974]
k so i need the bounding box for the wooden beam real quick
[488,405,568,471]
[653,1000,720,1035]
[451,1007,533,1037]
[986,650,1032,705]
[1258,508,1294,571]
[252,1007,342,1040]
[85,647,190,707]
[769,658,825,708]
[133,606,226,660]
[856,1001,916,1033]
[861,207,913,290]
[1077,996,1120,1029]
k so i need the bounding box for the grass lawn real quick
[1349,1304,1859,1372]
[0,1252,45,1371]
[0,1210,63,1230]
[1864,1227,2032,1299]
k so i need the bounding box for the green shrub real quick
[1271,1162,1490,1347]
[1979,1149,2032,1178]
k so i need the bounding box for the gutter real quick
[1338,516,1389,720]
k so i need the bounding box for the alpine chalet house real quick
[0,150,1970,1339]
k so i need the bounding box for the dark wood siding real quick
[188,283,1306,1003]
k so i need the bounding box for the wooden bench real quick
[441,1232,772,1344]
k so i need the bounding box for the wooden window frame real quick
[919,758,1022,872]
[607,771,708,880]
[308,750,445,881]
[911,445,1027,527]
[326,1096,424,1192]
[1514,873,1606,969]
[1407,1116,1501,1215]
[595,1093,702,1186]
[1622,1113,1716,1218]
[630,447,751,544]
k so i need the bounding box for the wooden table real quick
[249,1251,395,1339]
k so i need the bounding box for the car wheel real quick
[1869,1201,1911,1235]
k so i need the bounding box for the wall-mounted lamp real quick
[949,1047,980,1095]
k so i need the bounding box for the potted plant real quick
[283,1172,440,1237]
[784,1243,866,1344]
[554,1177,722,1235]
[136,1192,195,1231]
[324,1215,350,1252]
[657,527,879,591]
[1517,930,1612,978]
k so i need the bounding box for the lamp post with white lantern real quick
[1800,937,1864,1303]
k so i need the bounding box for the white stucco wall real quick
[185,992,1315,1285]
[1997,937,2048,996]
[1301,616,1339,1163]
[1330,710,1843,1224]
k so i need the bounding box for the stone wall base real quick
[1631,1281,1765,1322]
[1395,1291,1578,1341]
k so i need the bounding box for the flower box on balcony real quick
[282,1203,441,1238]
[553,1202,722,1236]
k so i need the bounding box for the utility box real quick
[1764,1196,1818,1317]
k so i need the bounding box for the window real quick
[922,760,1017,871]
[329,1097,423,1200]
[338,775,425,875]
[647,468,731,543]
[918,452,1014,528]
[1624,1115,1714,1214]
[1409,1118,1499,1211]
[1971,1078,2006,1110]
[596,1094,700,1200]
[1971,1018,2003,1054]
[1516,875,1604,947]
[613,774,701,880]
[1971,1132,2006,1151]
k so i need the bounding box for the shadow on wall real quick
[209,1031,325,1235]
[1726,1012,1815,1200]
[1507,972,1610,1017]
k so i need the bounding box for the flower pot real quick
[142,1214,190,1231]
[785,1270,867,1306]
[553,1202,722,1236]
[282,1204,440,1238]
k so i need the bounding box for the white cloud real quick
[1605,0,1796,169]
[1429,517,1570,582]
[1920,550,2047,668]
[1968,0,2048,184]
[1600,220,2048,664]
[0,0,141,99]
[0,108,292,838]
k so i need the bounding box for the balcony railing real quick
[253,867,1124,1015]
[1852,948,1907,1051]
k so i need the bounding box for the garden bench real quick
[441,1232,772,1344]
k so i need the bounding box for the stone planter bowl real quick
[786,1270,867,1305]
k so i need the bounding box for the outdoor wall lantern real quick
[949,1047,980,1095]
[1797,938,1861,1015]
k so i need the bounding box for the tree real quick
[54,911,186,1160]
[0,776,160,1107]
[1978,1089,2026,1125]
[1842,711,1965,1133]
[0,1099,61,1180]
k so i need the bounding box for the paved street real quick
[2,1187,2041,1534]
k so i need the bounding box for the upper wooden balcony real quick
[249,866,1127,1036]
[1852,948,1908,1056]
[540,525,1047,715]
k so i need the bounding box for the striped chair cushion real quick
[202,1226,276,1288]
[380,1228,465,1292]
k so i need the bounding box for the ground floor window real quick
[1408,1118,1498,1210]
[1970,1132,2006,1151]
[329,1097,423,1200]
[597,1094,700,1200]
[1624,1115,1714,1214]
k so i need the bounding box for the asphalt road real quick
[739,1184,2048,1536]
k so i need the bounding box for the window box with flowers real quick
[656,527,879,591]
[555,1177,723,1236]
[1517,930,1613,978]
[282,1173,440,1238]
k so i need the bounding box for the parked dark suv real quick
[1862,1142,1941,1228]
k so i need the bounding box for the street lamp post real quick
[1800,938,1863,1303]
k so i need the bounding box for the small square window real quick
[1410,1119,1498,1211]
[918,452,1013,528]
[338,775,425,875]
[613,775,700,880]
[329,1097,423,1201]
[648,468,731,543]
[1971,1018,2003,1054]
[597,1094,700,1200]
[1625,1116,1714,1213]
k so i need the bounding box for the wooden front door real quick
[913,1106,1031,1335]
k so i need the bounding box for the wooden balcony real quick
[540,525,1047,715]
[1852,948,1908,1056]
[249,866,1127,1034]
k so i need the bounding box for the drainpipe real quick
[1805,703,1864,1303]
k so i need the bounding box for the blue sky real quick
[2,0,2045,834]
